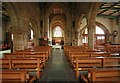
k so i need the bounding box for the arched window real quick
[96,26,104,34]
[95,26,105,45]
[82,26,105,45]
[54,26,62,37]
[11,34,13,40]
[31,30,33,39]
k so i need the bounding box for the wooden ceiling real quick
[2,6,10,21]
[97,2,120,19]
[1,2,120,20]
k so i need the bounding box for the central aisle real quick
[37,48,79,83]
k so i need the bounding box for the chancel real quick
[0,1,120,83]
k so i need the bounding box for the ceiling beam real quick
[109,10,119,16]
[98,3,118,15]
[97,14,118,19]
[99,7,120,10]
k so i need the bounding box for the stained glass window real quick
[54,26,62,37]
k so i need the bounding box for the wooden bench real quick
[74,57,120,79]
[69,52,91,66]
[4,53,47,68]
[16,47,51,56]
[0,70,35,83]
[103,57,120,68]
[1,58,43,79]
[69,52,110,67]
[0,58,12,69]
[11,58,42,79]
[75,57,103,78]
[82,68,120,83]
[4,53,25,58]
[90,52,110,57]
[24,53,47,67]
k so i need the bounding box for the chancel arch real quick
[44,3,71,45]
[52,25,64,45]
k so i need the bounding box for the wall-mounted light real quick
[112,30,118,37]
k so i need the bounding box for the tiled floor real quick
[37,48,79,83]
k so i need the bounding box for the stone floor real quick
[37,48,79,83]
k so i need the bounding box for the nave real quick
[1,2,120,82]
[37,48,78,82]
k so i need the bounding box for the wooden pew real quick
[24,53,47,67]
[103,57,120,68]
[1,58,43,79]
[0,58,12,69]
[75,57,103,79]
[0,70,35,83]
[11,58,42,79]
[4,53,47,68]
[82,68,120,83]
[16,46,51,57]
[69,53,91,67]
[69,52,110,67]
[74,57,120,79]
[4,53,25,58]
[91,52,110,57]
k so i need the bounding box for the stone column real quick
[88,25,95,49]
[66,15,72,46]
[13,32,24,52]
[87,2,101,49]
[23,33,29,49]
[118,16,120,44]
[40,7,45,38]
[75,31,79,46]
[49,25,52,46]
[77,31,83,46]
[33,30,39,46]
[44,14,49,37]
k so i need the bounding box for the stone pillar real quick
[23,33,29,49]
[49,25,52,46]
[33,31,39,47]
[44,15,49,37]
[13,33,24,52]
[66,16,72,46]
[75,31,79,46]
[86,2,101,49]
[77,31,82,46]
[118,16,120,44]
[40,7,45,38]
[88,25,95,50]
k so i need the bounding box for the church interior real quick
[0,1,120,83]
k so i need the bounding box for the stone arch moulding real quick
[46,3,70,20]
[52,22,64,30]
[80,21,110,35]
[3,3,19,31]
[76,14,87,32]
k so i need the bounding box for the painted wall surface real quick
[80,17,118,34]
[96,17,117,33]
[0,24,2,43]
[80,18,87,31]
[2,20,6,42]
[1,19,11,43]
